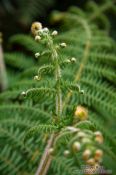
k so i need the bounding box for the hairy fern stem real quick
[35,33,62,175]
[47,35,62,118]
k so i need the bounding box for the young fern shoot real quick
[23,22,104,175]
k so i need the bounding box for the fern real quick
[0,1,116,175]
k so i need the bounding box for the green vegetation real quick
[0,0,116,175]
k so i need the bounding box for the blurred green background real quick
[0,0,116,48]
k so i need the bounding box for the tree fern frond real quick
[51,156,79,175]
[75,120,95,130]
[25,87,56,100]
[9,34,42,53]
[24,124,58,143]
[4,52,34,70]
[0,90,22,103]
[37,64,54,78]
[0,105,51,122]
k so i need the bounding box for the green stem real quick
[55,63,62,118]
[47,35,62,119]
[35,34,62,175]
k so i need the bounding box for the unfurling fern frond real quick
[17,21,106,175]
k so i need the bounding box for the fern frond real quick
[37,64,54,77]
[4,52,34,70]
[9,34,42,53]
[25,87,56,100]
[51,156,79,175]
[0,105,51,122]
[24,124,58,143]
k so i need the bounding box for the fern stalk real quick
[35,27,62,175]
[47,34,62,118]
[35,134,54,175]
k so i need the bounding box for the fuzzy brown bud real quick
[94,149,103,161]
[74,106,88,120]
[48,148,54,155]
[64,150,70,157]
[31,22,42,36]
[83,149,91,160]
[72,142,81,152]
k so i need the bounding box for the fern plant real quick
[0,1,116,175]
[21,22,104,175]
